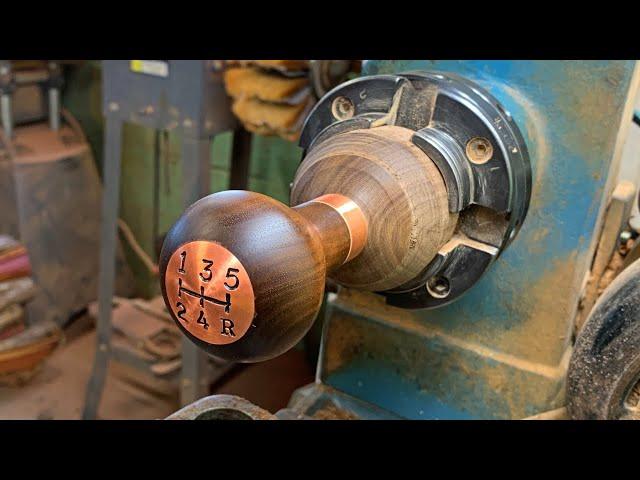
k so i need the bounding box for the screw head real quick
[466,137,493,164]
[331,96,355,121]
[427,276,451,299]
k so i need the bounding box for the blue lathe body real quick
[164,60,640,420]
[293,60,640,419]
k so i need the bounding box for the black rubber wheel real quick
[567,258,640,419]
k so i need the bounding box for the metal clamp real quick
[299,71,532,309]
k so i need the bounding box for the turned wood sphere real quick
[161,191,333,362]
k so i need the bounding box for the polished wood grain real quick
[292,200,351,271]
[161,125,458,362]
[160,190,356,363]
[291,125,458,291]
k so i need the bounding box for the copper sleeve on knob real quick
[293,193,368,268]
[309,194,367,263]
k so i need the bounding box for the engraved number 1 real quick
[178,251,187,273]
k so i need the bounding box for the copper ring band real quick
[310,193,368,264]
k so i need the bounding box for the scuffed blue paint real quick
[361,60,634,340]
[328,360,476,420]
[324,60,638,418]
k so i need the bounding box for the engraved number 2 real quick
[200,259,214,282]
[176,301,188,323]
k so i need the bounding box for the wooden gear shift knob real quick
[160,125,457,362]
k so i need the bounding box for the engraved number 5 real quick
[224,268,240,290]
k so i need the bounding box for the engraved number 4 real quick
[196,310,209,330]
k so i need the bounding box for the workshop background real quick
[0,60,350,419]
[1,60,640,420]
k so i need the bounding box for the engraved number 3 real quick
[200,259,214,282]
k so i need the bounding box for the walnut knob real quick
[160,126,457,362]
[160,190,367,363]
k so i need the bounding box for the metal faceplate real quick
[299,71,532,309]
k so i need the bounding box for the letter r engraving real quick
[221,318,235,337]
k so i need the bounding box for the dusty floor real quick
[0,318,314,420]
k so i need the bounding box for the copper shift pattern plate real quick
[164,241,255,345]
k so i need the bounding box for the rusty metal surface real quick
[0,121,134,327]
[316,60,640,419]
[164,241,255,345]
[287,382,401,419]
[8,123,86,165]
[166,394,276,420]
[168,383,401,420]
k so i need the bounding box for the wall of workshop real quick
[62,62,302,297]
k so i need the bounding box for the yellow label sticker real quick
[129,60,169,78]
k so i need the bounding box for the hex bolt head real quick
[466,137,493,164]
[427,276,451,298]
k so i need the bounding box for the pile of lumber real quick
[0,235,62,385]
